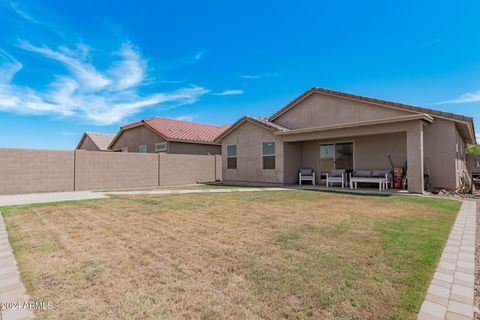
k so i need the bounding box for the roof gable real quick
[270,90,412,130]
[76,132,115,151]
[215,116,289,142]
[269,87,476,143]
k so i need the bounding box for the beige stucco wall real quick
[0,149,74,195]
[77,136,101,151]
[75,150,159,191]
[110,125,221,155]
[159,153,221,185]
[423,118,457,189]
[169,141,221,155]
[110,125,166,153]
[221,121,284,184]
[224,119,424,192]
[273,93,411,129]
[283,142,302,183]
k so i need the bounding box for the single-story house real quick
[215,87,476,193]
[76,132,115,151]
[108,117,230,155]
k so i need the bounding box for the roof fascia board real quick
[75,133,88,149]
[274,114,433,136]
[214,117,276,142]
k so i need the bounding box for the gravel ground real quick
[475,201,480,319]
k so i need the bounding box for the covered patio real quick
[278,114,432,193]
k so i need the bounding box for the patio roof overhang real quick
[274,114,433,143]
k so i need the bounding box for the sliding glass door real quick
[319,144,335,173]
[319,142,353,173]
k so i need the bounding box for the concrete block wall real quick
[0,148,221,195]
[159,153,221,186]
[74,150,159,191]
[0,149,74,195]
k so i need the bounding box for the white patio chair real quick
[326,169,346,188]
[299,169,315,186]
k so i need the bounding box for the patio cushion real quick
[353,170,372,177]
[330,169,346,177]
[372,169,390,178]
[300,169,313,176]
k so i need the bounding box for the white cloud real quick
[194,50,205,61]
[240,72,281,79]
[0,42,210,125]
[0,49,22,83]
[437,90,480,104]
[0,0,39,24]
[212,89,244,96]
[159,80,183,84]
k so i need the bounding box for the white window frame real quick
[155,142,167,152]
[138,145,147,153]
[226,144,237,169]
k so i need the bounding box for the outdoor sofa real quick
[349,170,392,191]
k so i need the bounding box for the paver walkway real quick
[0,212,33,320]
[418,200,477,320]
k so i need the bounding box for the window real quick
[227,145,237,169]
[121,147,128,153]
[138,145,147,153]
[262,141,275,169]
[155,142,167,152]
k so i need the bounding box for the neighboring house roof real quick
[76,132,115,151]
[214,116,289,142]
[109,117,231,149]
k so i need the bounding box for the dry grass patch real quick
[1,191,460,319]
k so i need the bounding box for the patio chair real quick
[299,168,316,186]
[326,169,346,188]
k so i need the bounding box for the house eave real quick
[274,114,434,136]
[214,116,286,143]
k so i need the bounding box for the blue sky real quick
[0,0,479,149]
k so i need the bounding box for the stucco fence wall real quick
[0,149,222,195]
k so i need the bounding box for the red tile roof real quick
[124,117,230,144]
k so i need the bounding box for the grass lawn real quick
[93,183,257,192]
[1,191,460,319]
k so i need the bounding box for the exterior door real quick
[319,143,353,174]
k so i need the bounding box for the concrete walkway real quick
[103,187,290,196]
[0,191,108,207]
[0,188,291,207]
[418,200,477,320]
[0,212,33,320]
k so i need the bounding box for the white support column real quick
[407,122,425,193]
